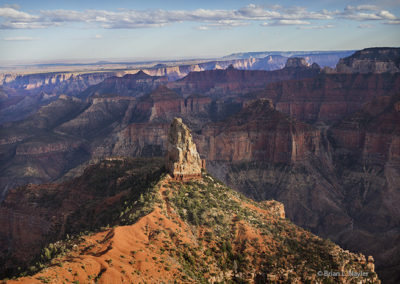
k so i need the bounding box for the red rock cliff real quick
[249,72,400,123]
[197,99,321,164]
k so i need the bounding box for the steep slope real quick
[5,174,379,284]
[0,157,165,279]
[0,90,57,123]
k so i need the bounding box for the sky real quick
[0,0,399,64]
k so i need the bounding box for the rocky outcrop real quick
[165,118,203,180]
[261,200,285,218]
[336,47,400,73]
[112,123,169,157]
[284,57,310,68]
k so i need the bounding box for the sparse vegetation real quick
[4,161,378,283]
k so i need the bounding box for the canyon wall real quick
[336,47,400,73]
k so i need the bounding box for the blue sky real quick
[0,0,399,63]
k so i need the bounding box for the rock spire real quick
[166,118,204,180]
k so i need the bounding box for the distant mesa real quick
[153,63,168,68]
[165,117,205,181]
[336,47,400,73]
[285,57,310,69]
[124,70,152,79]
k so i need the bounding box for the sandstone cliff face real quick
[135,86,186,123]
[336,47,400,73]
[126,86,212,124]
[1,72,116,95]
[167,64,320,98]
[197,99,321,164]
[329,95,400,166]
[79,71,168,99]
[165,118,202,180]
[327,94,400,282]
[56,97,133,137]
[112,123,169,157]
[249,72,400,123]
[109,99,321,166]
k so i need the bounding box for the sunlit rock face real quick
[165,118,203,180]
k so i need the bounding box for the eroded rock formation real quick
[165,118,203,180]
[336,47,400,73]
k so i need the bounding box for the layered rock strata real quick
[336,47,400,73]
[165,118,203,180]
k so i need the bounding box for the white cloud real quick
[298,24,334,30]
[94,34,103,39]
[0,7,38,21]
[341,7,397,21]
[345,5,379,12]
[343,12,382,20]
[0,4,397,30]
[385,19,400,24]
[378,10,396,20]
[196,25,210,30]
[0,22,53,29]
[197,20,249,30]
[3,36,39,41]
[271,19,311,25]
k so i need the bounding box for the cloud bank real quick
[0,3,398,30]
